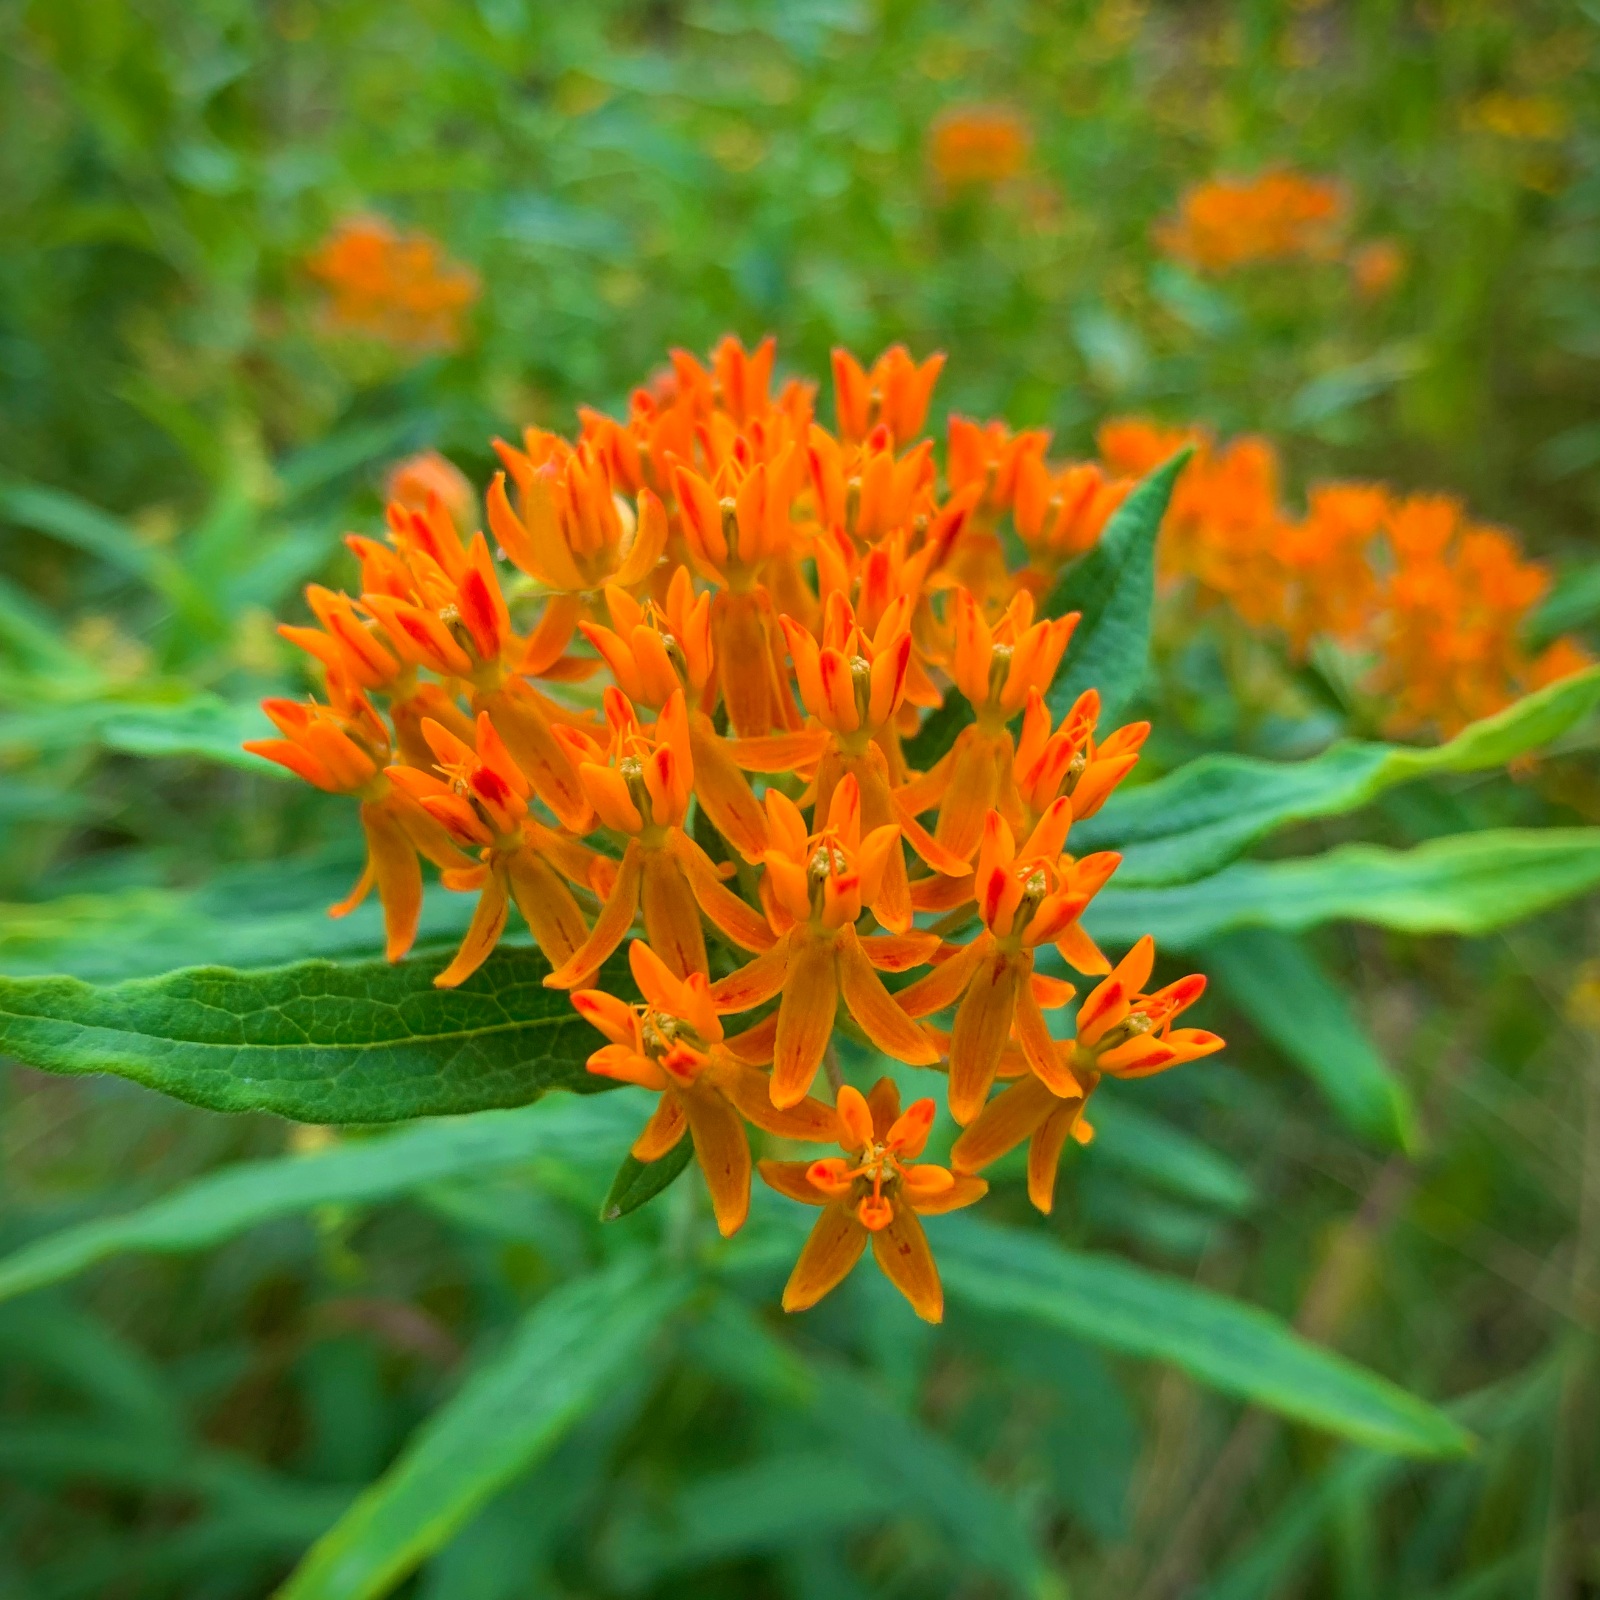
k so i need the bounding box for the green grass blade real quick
[937,1218,1472,1456]
[1074,665,1600,885]
[278,1261,686,1600]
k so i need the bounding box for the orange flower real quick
[384,712,593,987]
[245,684,470,961]
[928,106,1031,188]
[545,689,775,985]
[832,345,945,449]
[761,1078,987,1322]
[899,587,1078,863]
[1014,456,1133,583]
[895,804,1118,1124]
[574,941,837,1237]
[1349,238,1406,301]
[385,450,475,531]
[487,434,668,675]
[710,777,941,1108]
[1156,171,1347,273]
[307,215,479,349]
[952,936,1223,1211]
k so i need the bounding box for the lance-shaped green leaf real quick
[601,1138,694,1222]
[937,1218,1470,1457]
[98,693,280,772]
[1045,446,1191,724]
[1205,929,1416,1150]
[901,448,1190,769]
[1073,666,1600,886]
[280,1260,686,1600]
[1084,827,1600,949]
[0,945,627,1124]
[0,1095,647,1306]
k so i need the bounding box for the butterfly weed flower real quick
[761,1079,987,1322]
[307,215,479,349]
[576,941,837,1238]
[256,336,1223,1314]
[952,936,1223,1212]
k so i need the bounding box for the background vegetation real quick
[3,1,1600,1596]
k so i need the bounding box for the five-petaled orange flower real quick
[576,941,838,1237]
[952,936,1224,1211]
[711,777,941,1108]
[761,1078,987,1322]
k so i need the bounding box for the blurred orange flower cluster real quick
[1156,170,1347,273]
[251,338,1221,1321]
[307,216,479,349]
[1100,420,1589,735]
[928,106,1031,187]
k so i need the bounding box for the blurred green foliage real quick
[4,1,1600,1596]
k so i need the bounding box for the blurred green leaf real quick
[1075,666,1600,886]
[280,1260,685,1600]
[0,854,478,982]
[1087,1096,1258,1213]
[0,945,625,1122]
[1205,928,1415,1149]
[1086,827,1600,947]
[601,1137,693,1221]
[98,692,279,769]
[0,1095,644,1306]
[1046,447,1192,725]
[938,1218,1472,1456]
[1527,562,1600,649]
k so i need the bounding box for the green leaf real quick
[98,693,280,772]
[1087,1096,1257,1213]
[1074,666,1600,886]
[1205,929,1416,1150]
[1045,446,1192,724]
[601,1137,693,1221]
[0,944,627,1123]
[0,1095,646,1306]
[938,1219,1471,1456]
[1085,827,1600,949]
[279,1260,686,1600]
[600,1452,896,1588]
[1527,562,1600,649]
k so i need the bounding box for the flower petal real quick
[948,947,1020,1124]
[870,1202,943,1323]
[782,1203,868,1312]
[772,931,840,1108]
[709,937,791,1013]
[633,1094,689,1162]
[434,870,510,989]
[639,848,709,979]
[837,925,939,1066]
[543,841,643,989]
[682,1088,751,1238]
[950,1074,1060,1173]
[720,1062,839,1142]
[758,1158,828,1206]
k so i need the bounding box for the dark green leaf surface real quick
[1206,929,1415,1149]
[1073,666,1600,886]
[1045,446,1191,725]
[601,1137,693,1221]
[937,1218,1470,1456]
[0,1095,646,1305]
[1086,1096,1257,1213]
[0,945,627,1123]
[280,1261,686,1600]
[1085,828,1600,949]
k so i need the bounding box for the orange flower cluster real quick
[307,216,480,349]
[251,338,1221,1322]
[1100,420,1589,736]
[928,106,1031,187]
[1156,170,1347,273]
